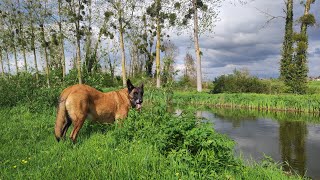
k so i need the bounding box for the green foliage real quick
[280,0,312,95]
[174,91,320,113]
[299,14,316,26]
[211,70,273,94]
[110,103,242,178]
[293,33,307,42]
[0,70,120,112]
[0,88,305,179]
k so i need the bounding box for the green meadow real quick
[173,91,320,114]
[0,89,305,180]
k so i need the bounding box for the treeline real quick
[0,0,222,91]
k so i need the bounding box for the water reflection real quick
[176,108,320,179]
[279,121,307,175]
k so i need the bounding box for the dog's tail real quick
[54,98,68,142]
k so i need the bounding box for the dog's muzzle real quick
[135,99,143,111]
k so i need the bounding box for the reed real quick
[174,92,320,114]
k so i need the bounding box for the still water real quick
[184,109,320,179]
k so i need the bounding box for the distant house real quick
[309,76,320,81]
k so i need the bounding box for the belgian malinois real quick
[54,79,144,143]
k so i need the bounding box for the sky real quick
[170,0,320,81]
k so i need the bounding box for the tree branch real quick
[255,7,285,29]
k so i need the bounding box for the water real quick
[185,109,320,179]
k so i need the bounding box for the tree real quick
[106,0,137,87]
[0,12,5,77]
[24,0,39,81]
[16,0,28,72]
[146,0,177,88]
[290,0,315,94]
[37,0,52,87]
[87,8,114,74]
[1,1,19,75]
[184,52,196,82]
[65,0,88,84]
[139,14,155,77]
[102,38,119,82]
[162,40,178,84]
[280,0,293,81]
[176,0,221,92]
[0,48,4,77]
[58,0,66,79]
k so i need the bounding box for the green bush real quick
[211,70,287,94]
[112,103,242,178]
[0,70,120,111]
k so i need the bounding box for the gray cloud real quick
[171,0,320,80]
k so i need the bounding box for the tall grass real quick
[0,88,305,179]
[174,91,320,113]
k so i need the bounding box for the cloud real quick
[171,0,320,80]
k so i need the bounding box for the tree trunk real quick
[0,51,4,77]
[119,28,127,87]
[143,15,153,77]
[18,0,27,72]
[22,46,27,72]
[58,0,66,80]
[41,26,50,87]
[193,0,202,92]
[5,50,10,78]
[108,54,115,81]
[75,0,82,84]
[280,0,293,80]
[91,29,103,72]
[13,46,18,75]
[32,44,39,82]
[301,0,312,35]
[85,0,92,74]
[30,9,39,81]
[76,37,82,84]
[293,0,313,94]
[156,17,161,88]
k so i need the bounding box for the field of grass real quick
[0,89,306,179]
[173,91,320,114]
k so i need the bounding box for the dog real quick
[54,79,144,143]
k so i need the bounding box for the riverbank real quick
[174,91,320,114]
[0,90,305,179]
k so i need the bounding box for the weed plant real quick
[174,91,320,113]
[0,89,304,179]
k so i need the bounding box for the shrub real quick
[112,103,242,178]
[211,70,282,94]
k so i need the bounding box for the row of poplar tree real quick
[0,0,316,93]
[0,0,224,92]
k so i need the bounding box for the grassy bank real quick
[0,89,305,179]
[174,91,320,114]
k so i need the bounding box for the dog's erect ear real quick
[127,79,134,92]
[140,83,144,91]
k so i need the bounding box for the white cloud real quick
[170,0,320,80]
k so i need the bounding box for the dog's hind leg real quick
[69,115,86,143]
[65,94,89,143]
[61,114,72,139]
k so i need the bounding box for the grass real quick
[0,89,306,180]
[173,91,320,114]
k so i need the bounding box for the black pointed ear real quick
[127,79,134,92]
[140,83,144,91]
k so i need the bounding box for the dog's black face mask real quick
[127,79,144,111]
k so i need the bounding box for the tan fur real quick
[54,84,133,142]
